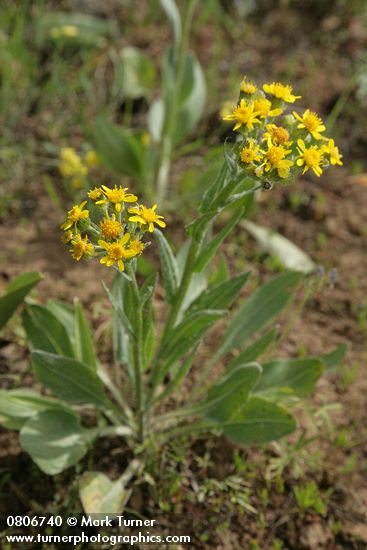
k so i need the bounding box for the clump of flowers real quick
[59,147,100,191]
[223,78,343,183]
[61,185,166,271]
[50,25,80,39]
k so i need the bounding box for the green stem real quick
[155,0,198,203]
[126,263,145,443]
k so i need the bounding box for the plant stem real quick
[126,263,145,443]
[155,0,198,203]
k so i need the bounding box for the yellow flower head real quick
[70,235,94,261]
[97,185,138,212]
[128,204,166,233]
[62,230,73,244]
[128,239,145,257]
[322,139,343,166]
[263,82,301,103]
[84,150,99,168]
[99,215,123,241]
[59,147,87,178]
[296,139,324,177]
[253,98,283,119]
[240,140,263,164]
[88,187,103,200]
[61,25,79,37]
[264,144,294,178]
[98,234,136,271]
[263,124,292,146]
[223,98,262,131]
[240,78,257,95]
[293,109,326,140]
[61,201,89,230]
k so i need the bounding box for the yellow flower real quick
[71,176,84,190]
[128,239,145,257]
[62,230,73,244]
[84,150,99,168]
[61,201,89,230]
[97,185,138,212]
[128,204,166,233]
[88,187,103,200]
[98,234,136,271]
[70,235,94,261]
[322,139,343,166]
[240,78,257,95]
[99,215,123,241]
[264,144,294,178]
[141,132,151,146]
[262,124,292,146]
[296,139,324,177]
[240,140,263,164]
[293,109,326,140]
[263,82,301,103]
[61,25,80,37]
[59,147,87,178]
[253,98,283,119]
[223,99,262,131]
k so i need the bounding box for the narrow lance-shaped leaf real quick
[193,207,245,273]
[321,343,348,371]
[74,299,97,372]
[217,272,302,359]
[227,328,278,371]
[154,229,179,304]
[32,350,108,407]
[22,304,74,358]
[0,271,42,330]
[187,272,251,314]
[203,363,262,422]
[160,0,181,51]
[254,358,324,397]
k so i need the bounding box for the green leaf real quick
[46,299,76,346]
[0,389,71,430]
[321,343,348,371]
[173,52,206,144]
[113,46,155,99]
[217,272,302,358]
[74,299,97,371]
[20,409,95,475]
[94,116,145,181]
[154,229,179,304]
[147,98,165,143]
[79,471,131,515]
[193,208,245,272]
[0,272,42,330]
[227,329,277,371]
[22,304,74,358]
[160,0,181,50]
[204,363,262,422]
[199,163,227,214]
[187,272,251,314]
[161,309,226,368]
[255,358,324,397]
[221,396,297,445]
[32,351,107,407]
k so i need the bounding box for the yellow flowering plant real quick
[0,79,346,515]
[58,146,100,194]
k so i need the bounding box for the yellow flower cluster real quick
[223,79,343,181]
[61,185,166,272]
[59,147,99,190]
[50,25,80,39]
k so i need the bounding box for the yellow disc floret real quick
[99,215,123,241]
[61,201,89,230]
[128,204,166,233]
[293,109,326,140]
[223,99,262,131]
[296,139,324,177]
[70,235,94,261]
[98,234,136,271]
[240,140,263,164]
[264,144,294,178]
[263,124,292,146]
[263,82,301,103]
